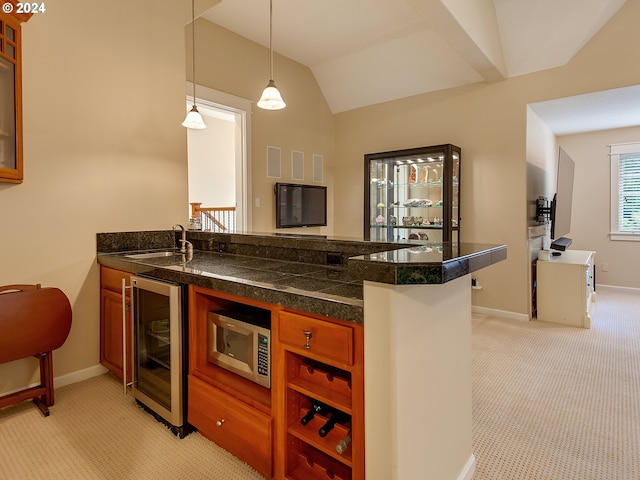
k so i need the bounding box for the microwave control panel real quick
[258,334,269,377]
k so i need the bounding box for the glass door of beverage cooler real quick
[131,276,184,429]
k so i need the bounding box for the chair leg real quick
[32,352,52,417]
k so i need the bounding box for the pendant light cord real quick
[269,0,274,81]
[191,0,197,103]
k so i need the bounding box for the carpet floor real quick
[1,286,638,479]
[472,286,640,479]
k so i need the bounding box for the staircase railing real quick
[190,203,236,232]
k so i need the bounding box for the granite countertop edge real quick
[96,234,507,324]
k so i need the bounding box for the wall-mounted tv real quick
[275,182,327,228]
[549,147,575,250]
[534,147,575,251]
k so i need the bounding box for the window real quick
[610,143,640,241]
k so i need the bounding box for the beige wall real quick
[2,0,639,395]
[0,0,190,394]
[191,19,335,235]
[333,0,640,316]
[559,126,640,289]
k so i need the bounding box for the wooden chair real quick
[0,284,72,416]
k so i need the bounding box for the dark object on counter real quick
[0,284,72,416]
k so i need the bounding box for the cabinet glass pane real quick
[6,25,15,42]
[365,145,460,242]
[0,56,16,170]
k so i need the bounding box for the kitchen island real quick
[97,230,506,480]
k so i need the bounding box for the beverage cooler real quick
[131,275,190,438]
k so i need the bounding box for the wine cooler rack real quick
[278,311,364,480]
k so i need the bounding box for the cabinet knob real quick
[303,330,313,349]
[216,419,226,427]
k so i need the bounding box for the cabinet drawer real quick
[188,375,272,478]
[100,266,132,293]
[279,312,353,365]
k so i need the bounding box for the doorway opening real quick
[185,84,252,232]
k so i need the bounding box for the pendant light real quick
[183,0,206,129]
[257,0,286,110]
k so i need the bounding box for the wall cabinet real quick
[536,250,596,328]
[364,144,461,243]
[0,5,29,184]
[99,266,133,382]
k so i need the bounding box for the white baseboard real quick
[472,305,530,322]
[54,364,108,389]
[457,454,476,480]
[596,283,640,293]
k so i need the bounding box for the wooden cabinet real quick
[188,285,365,480]
[276,311,364,480]
[537,250,596,328]
[188,286,275,478]
[0,4,30,184]
[279,312,354,365]
[99,266,133,381]
[189,375,272,476]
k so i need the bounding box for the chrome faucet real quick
[172,224,191,254]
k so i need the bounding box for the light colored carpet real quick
[0,373,266,480]
[472,286,640,480]
[1,287,639,479]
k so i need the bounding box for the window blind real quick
[618,153,640,232]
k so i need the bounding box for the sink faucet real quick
[173,224,188,253]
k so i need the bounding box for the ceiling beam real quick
[408,0,507,83]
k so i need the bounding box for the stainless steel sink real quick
[124,251,181,259]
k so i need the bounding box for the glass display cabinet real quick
[364,144,461,242]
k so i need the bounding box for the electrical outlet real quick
[601,263,609,272]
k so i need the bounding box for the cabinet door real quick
[189,375,272,478]
[100,288,132,381]
[0,10,26,183]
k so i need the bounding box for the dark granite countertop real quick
[96,231,506,324]
[98,250,366,323]
[349,243,507,285]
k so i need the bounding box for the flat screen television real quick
[549,147,575,251]
[275,183,327,228]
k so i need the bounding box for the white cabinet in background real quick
[536,250,596,328]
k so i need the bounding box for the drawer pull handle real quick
[216,419,226,427]
[303,330,313,349]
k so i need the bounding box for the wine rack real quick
[277,311,364,480]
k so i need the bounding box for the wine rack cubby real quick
[278,313,364,480]
[286,436,352,480]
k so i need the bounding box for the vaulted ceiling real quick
[202,0,628,116]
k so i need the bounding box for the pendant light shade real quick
[182,104,206,129]
[183,0,206,129]
[257,0,286,110]
[258,80,286,110]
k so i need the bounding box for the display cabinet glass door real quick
[365,144,461,243]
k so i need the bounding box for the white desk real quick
[537,250,596,328]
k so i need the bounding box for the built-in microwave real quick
[207,306,271,389]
